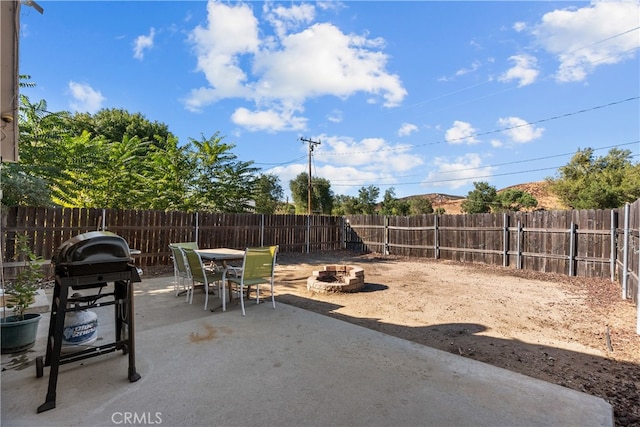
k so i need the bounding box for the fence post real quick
[306,215,310,254]
[342,217,348,250]
[637,237,639,335]
[101,208,106,231]
[503,213,509,267]
[622,203,630,299]
[260,214,264,247]
[195,212,199,245]
[343,217,349,250]
[569,221,576,276]
[434,214,439,259]
[610,209,617,282]
[384,216,389,256]
[517,220,522,269]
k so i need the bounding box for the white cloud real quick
[455,60,481,77]
[327,109,343,123]
[268,162,381,199]
[187,1,259,108]
[253,22,405,106]
[439,60,482,81]
[499,54,539,87]
[231,107,307,132]
[133,28,155,60]
[185,1,407,130]
[497,116,544,143]
[313,163,383,191]
[398,122,418,137]
[424,153,495,189]
[531,1,640,83]
[469,39,482,49]
[513,22,527,32]
[68,81,105,113]
[445,121,479,145]
[264,3,315,39]
[320,135,421,169]
[267,132,423,197]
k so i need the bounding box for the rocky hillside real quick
[408,181,566,215]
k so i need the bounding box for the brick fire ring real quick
[307,265,365,293]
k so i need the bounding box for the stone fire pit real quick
[307,265,365,293]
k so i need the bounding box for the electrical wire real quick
[328,140,640,183]
[253,154,307,167]
[315,96,639,157]
[329,153,640,188]
[392,26,640,115]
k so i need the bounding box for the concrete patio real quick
[1,274,613,426]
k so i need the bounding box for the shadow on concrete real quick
[275,293,640,426]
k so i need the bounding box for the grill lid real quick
[53,231,132,266]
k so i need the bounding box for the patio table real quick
[196,248,245,311]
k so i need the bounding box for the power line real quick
[315,96,639,157]
[330,152,640,188]
[254,154,307,166]
[328,140,640,183]
[393,26,640,115]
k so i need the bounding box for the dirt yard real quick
[272,251,640,427]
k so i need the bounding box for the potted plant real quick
[1,235,44,354]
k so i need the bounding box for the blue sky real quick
[19,0,640,201]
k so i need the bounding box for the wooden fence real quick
[2,202,639,327]
[345,203,640,307]
[1,207,344,271]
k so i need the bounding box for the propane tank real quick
[62,293,98,348]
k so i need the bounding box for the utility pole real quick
[300,137,321,215]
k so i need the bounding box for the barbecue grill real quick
[36,231,141,413]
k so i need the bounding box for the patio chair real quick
[181,248,225,311]
[170,241,198,249]
[171,241,215,269]
[168,244,190,297]
[225,246,278,316]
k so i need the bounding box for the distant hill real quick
[403,181,567,215]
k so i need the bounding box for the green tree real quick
[88,135,151,209]
[379,188,410,216]
[409,197,434,215]
[312,178,334,214]
[332,194,359,215]
[548,148,640,209]
[2,95,72,206]
[461,181,497,214]
[187,133,259,213]
[48,131,107,207]
[253,173,284,214]
[288,173,309,213]
[68,108,173,149]
[289,173,333,214]
[137,135,193,211]
[495,189,538,212]
[0,167,51,206]
[10,84,269,212]
[357,185,380,214]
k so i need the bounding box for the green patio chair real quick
[169,244,190,298]
[225,246,278,315]
[182,248,224,311]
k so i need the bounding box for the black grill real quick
[36,231,141,413]
[52,231,133,277]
